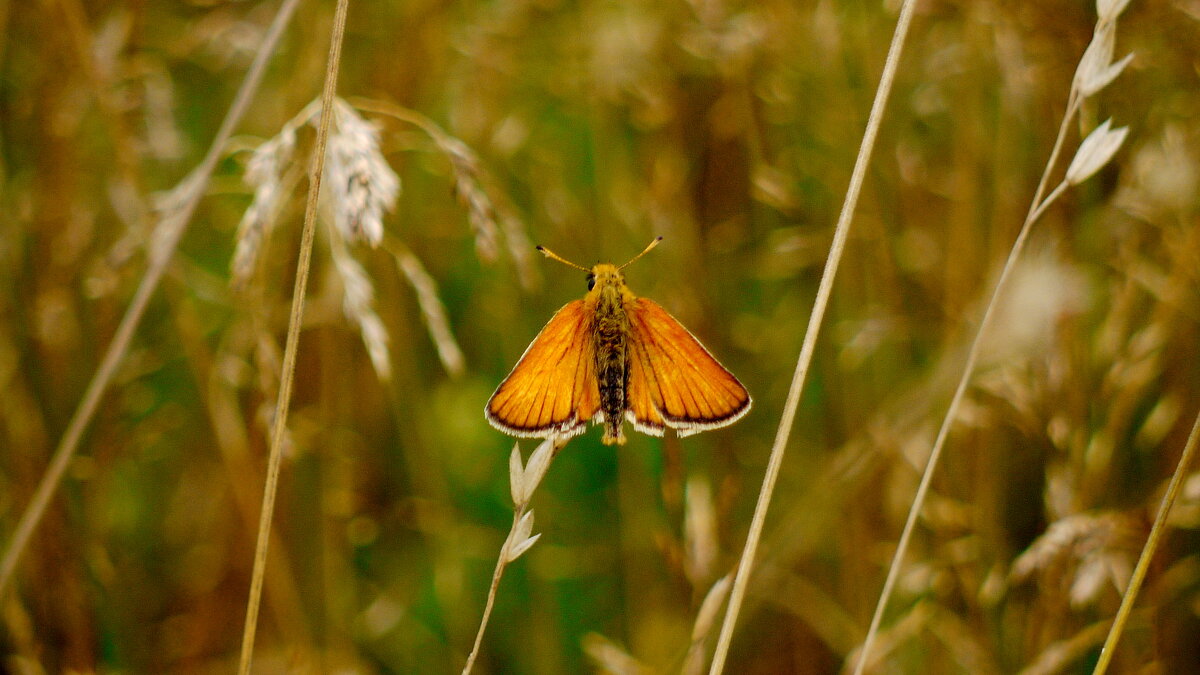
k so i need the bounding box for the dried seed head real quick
[505,510,541,562]
[1010,512,1141,609]
[1074,23,1133,98]
[691,575,732,642]
[508,444,525,506]
[1096,0,1134,24]
[329,240,392,380]
[232,126,296,284]
[321,100,400,247]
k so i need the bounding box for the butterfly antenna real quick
[619,236,663,270]
[536,245,589,272]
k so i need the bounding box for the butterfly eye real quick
[586,274,596,291]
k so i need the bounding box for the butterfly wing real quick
[625,298,750,437]
[486,299,601,438]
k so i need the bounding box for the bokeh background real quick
[3,0,1200,672]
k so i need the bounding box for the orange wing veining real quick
[486,299,601,438]
[626,298,750,436]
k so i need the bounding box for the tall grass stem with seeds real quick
[462,438,563,674]
[853,5,1134,671]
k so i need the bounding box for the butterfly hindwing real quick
[626,298,750,436]
[486,299,601,438]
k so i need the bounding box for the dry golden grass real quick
[1,0,1199,673]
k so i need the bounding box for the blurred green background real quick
[3,0,1200,672]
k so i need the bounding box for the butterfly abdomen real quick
[594,281,630,445]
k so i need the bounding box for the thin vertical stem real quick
[1093,408,1200,674]
[707,1,920,672]
[461,507,525,675]
[236,0,351,672]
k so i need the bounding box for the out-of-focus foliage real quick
[1,0,1199,672]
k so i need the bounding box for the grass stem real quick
[461,507,526,675]
[1093,408,1200,674]
[706,1,919,671]
[235,0,350,671]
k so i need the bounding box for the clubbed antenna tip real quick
[535,245,589,272]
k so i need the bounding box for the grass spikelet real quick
[682,575,732,675]
[440,135,501,262]
[582,633,653,675]
[387,237,466,377]
[328,235,392,381]
[322,99,399,247]
[1009,512,1141,609]
[232,125,297,285]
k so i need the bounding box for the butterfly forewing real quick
[626,298,750,436]
[486,299,601,438]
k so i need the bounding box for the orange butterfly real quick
[486,238,751,445]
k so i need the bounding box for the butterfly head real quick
[586,264,624,293]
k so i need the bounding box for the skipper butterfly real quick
[486,238,750,445]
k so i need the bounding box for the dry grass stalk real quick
[462,437,566,675]
[236,0,351,671]
[1092,409,1200,673]
[708,0,921,671]
[0,0,304,601]
[853,2,1135,670]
